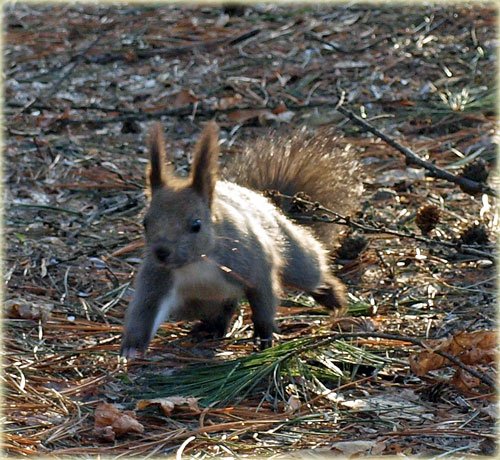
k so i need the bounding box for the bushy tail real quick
[225,126,363,248]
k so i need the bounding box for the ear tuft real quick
[146,123,167,194]
[191,121,219,205]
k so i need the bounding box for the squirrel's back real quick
[225,126,363,247]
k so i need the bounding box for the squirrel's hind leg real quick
[278,226,348,315]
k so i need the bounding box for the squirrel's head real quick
[143,122,219,268]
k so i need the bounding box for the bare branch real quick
[336,105,496,197]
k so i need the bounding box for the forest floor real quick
[3,3,498,458]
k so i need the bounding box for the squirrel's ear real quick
[146,123,167,194]
[191,121,219,205]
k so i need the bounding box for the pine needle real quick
[130,335,395,407]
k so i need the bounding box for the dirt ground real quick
[3,3,497,458]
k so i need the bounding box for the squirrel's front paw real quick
[253,321,276,350]
[120,327,151,359]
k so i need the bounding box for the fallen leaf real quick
[272,102,289,114]
[136,396,200,416]
[94,402,144,442]
[410,330,496,376]
[123,49,138,62]
[330,317,376,332]
[271,448,335,459]
[480,402,496,419]
[448,330,496,363]
[6,300,53,321]
[409,351,447,376]
[333,60,369,69]
[172,89,198,108]
[94,425,116,443]
[259,110,294,125]
[36,107,71,130]
[373,168,426,186]
[450,368,482,394]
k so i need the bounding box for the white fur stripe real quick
[152,290,179,337]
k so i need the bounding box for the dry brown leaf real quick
[409,352,447,376]
[123,49,138,62]
[227,106,295,125]
[410,330,496,376]
[94,425,116,443]
[6,299,53,321]
[448,331,496,360]
[398,99,416,107]
[50,108,73,128]
[136,396,200,416]
[172,89,198,108]
[450,368,482,394]
[94,402,144,442]
[459,347,496,366]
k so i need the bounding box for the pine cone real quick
[416,204,440,235]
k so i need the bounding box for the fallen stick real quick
[336,105,496,197]
[86,28,261,65]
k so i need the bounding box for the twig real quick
[306,32,390,53]
[336,105,496,197]
[275,192,495,261]
[10,203,83,217]
[6,100,135,113]
[86,28,261,64]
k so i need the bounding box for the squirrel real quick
[120,122,362,358]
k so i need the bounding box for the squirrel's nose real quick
[153,245,171,263]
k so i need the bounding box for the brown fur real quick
[225,126,363,246]
[146,123,167,193]
[121,123,360,358]
[191,121,219,206]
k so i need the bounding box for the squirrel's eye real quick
[190,219,202,233]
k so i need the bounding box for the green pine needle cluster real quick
[130,335,395,407]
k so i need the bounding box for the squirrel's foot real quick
[253,321,276,350]
[120,326,151,359]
